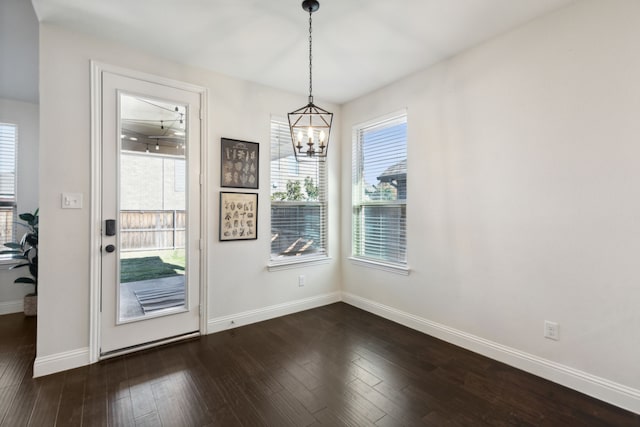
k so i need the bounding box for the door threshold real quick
[100,331,200,360]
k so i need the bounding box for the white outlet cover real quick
[544,321,559,341]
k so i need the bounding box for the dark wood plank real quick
[1,362,39,427]
[313,382,386,425]
[133,411,161,427]
[108,396,135,427]
[105,357,130,401]
[314,405,378,427]
[264,388,317,427]
[348,378,426,426]
[215,373,271,427]
[0,304,638,426]
[0,347,34,389]
[28,374,64,427]
[272,367,327,414]
[55,368,86,427]
[81,363,108,427]
[0,384,19,425]
[151,371,213,426]
[124,349,162,420]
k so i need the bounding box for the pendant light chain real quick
[288,0,333,161]
[308,10,313,104]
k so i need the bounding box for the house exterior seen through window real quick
[352,113,407,265]
[0,123,17,248]
[270,120,327,261]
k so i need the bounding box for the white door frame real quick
[89,61,208,363]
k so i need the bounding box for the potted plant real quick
[1,209,38,316]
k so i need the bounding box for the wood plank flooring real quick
[1,303,638,426]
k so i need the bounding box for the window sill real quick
[267,255,332,272]
[348,257,410,276]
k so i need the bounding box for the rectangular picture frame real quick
[219,192,258,241]
[221,138,259,189]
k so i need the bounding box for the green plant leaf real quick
[9,262,30,270]
[14,277,35,284]
[0,249,21,255]
[3,242,22,249]
[2,255,26,260]
[25,234,38,246]
[19,213,35,222]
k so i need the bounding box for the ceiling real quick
[9,1,577,105]
[0,0,39,103]
[120,94,187,156]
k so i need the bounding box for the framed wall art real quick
[219,192,258,241]
[221,138,259,189]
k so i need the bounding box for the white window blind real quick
[174,159,185,192]
[352,113,407,265]
[270,119,327,260]
[0,123,17,247]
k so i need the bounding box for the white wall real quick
[38,25,341,360]
[341,0,640,411]
[0,98,39,313]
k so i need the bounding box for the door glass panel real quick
[118,94,187,322]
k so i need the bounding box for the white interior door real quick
[100,71,202,355]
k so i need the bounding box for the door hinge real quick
[199,174,204,185]
[199,109,203,120]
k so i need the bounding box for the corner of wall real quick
[33,347,90,378]
[342,292,640,415]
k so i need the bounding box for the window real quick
[352,113,407,266]
[0,123,17,247]
[270,119,327,262]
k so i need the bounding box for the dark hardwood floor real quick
[0,303,638,426]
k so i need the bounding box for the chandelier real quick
[288,0,333,161]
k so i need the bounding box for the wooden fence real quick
[0,208,14,247]
[120,210,185,251]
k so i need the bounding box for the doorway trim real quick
[89,61,208,363]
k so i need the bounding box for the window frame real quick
[0,122,18,263]
[350,111,409,275]
[268,118,330,271]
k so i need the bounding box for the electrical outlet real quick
[544,321,559,340]
[298,275,305,287]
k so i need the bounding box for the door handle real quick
[105,244,116,253]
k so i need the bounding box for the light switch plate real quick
[61,192,83,209]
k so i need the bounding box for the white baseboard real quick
[342,292,640,415]
[32,293,340,377]
[207,291,341,334]
[33,348,90,378]
[0,299,23,315]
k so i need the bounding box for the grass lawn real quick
[120,249,185,283]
